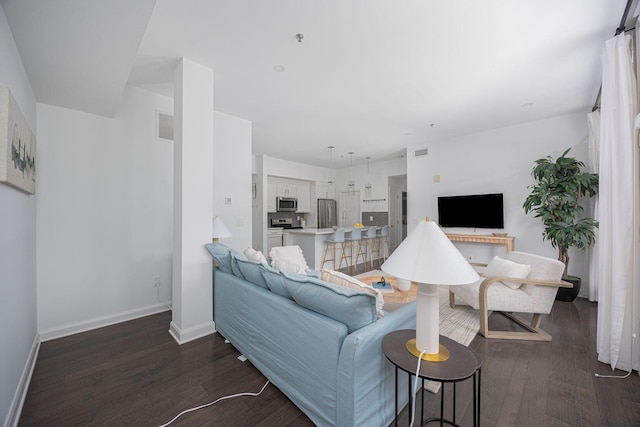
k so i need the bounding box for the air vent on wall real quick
[156,110,174,142]
[414,148,428,157]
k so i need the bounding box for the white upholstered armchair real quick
[449,251,572,341]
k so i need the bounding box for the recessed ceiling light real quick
[273,65,285,72]
[404,132,412,136]
[522,102,534,108]
[429,123,435,128]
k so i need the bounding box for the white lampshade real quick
[382,220,478,285]
[381,220,479,361]
[212,216,232,242]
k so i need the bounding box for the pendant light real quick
[365,157,372,197]
[328,146,335,185]
[348,152,355,191]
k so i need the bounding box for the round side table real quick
[358,275,418,304]
[382,329,481,426]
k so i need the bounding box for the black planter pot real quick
[555,275,581,302]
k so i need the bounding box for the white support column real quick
[170,58,215,344]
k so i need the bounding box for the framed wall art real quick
[0,85,36,195]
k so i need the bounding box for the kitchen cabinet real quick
[267,181,277,212]
[296,181,311,212]
[267,177,311,213]
[266,228,284,254]
[276,182,297,198]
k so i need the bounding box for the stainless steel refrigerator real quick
[318,198,337,228]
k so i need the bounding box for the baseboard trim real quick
[169,320,216,345]
[39,302,172,342]
[5,334,40,427]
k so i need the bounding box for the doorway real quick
[388,175,407,251]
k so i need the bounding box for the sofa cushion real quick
[269,245,310,274]
[205,243,233,274]
[260,265,292,299]
[235,257,269,289]
[282,272,377,333]
[485,256,531,289]
[244,247,269,266]
[229,251,247,277]
[320,269,384,318]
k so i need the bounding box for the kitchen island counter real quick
[284,228,336,270]
[285,228,335,235]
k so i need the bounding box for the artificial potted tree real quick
[523,148,599,302]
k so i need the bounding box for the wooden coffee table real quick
[359,275,418,304]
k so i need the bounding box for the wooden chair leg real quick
[321,242,331,269]
[340,242,349,267]
[370,238,380,268]
[350,241,358,274]
[450,292,553,341]
[530,313,543,329]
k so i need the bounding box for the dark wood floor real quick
[19,295,640,426]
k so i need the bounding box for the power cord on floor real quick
[409,349,428,427]
[157,380,270,427]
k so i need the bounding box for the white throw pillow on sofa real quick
[244,247,268,266]
[484,256,531,289]
[320,269,384,318]
[269,245,310,274]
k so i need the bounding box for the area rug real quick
[355,270,480,393]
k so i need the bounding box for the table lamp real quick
[381,220,479,362]
[212,216,232,243]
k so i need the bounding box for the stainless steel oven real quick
[277,197,298,212]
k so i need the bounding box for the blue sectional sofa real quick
[206,243,416,426]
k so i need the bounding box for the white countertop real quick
[283,228,335,235]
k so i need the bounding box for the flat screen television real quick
[437,193,504,229]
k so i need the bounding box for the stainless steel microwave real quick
[277,197,298,212]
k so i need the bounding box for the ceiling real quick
[1,0,633,169]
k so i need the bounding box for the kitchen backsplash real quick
[362,212,388,227]
[268,212,305,227]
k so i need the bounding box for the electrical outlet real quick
[152,275,160,288]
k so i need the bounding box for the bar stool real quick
[321,228,349,271]
[345,228,366,274]
[362,226,380,269]
[376,225,390,261]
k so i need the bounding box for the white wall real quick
[214,112,252,251]
[170,59,215,344]
[0,4,38,425]
[36,86,174,338]
[407,112,592,291]
[336,157,407,212]
[264,155,335,182]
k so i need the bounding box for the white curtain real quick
[596,32,640,371]
[587,111,600,302]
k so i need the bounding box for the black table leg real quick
[440,383,444,427]
[421,378,425,426]
[394,365,398,427]
[408,373,412,427]
[478,368,481,427]
[453,382,457,425]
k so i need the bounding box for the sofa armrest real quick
[214,270,348,427]
[336,302,416,427]
[480,276,573,292]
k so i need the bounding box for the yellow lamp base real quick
[405,339,450,362]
